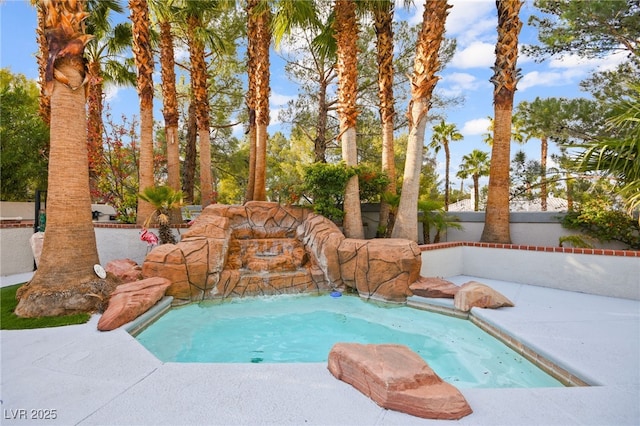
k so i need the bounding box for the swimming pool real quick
[135,293,563,389]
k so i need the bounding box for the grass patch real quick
[1,284,90,330]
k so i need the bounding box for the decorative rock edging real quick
[142,202,421,304]
[97,277,172,331]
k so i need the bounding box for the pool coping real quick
[407,296,590,387]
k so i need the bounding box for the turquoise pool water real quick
[136,294,563,389]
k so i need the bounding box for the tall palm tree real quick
[457,149,490,212]
[129,0,155,225]
[333,0,364,238]
[245,0,271,202]
[186,7,213,207]
[85,1,135,199]
[16,0,116,318]
[392,0,450,242]
[481,0,523,243]
[367,0,397,237]
[151,0,181,213]
[430,120,463,211]
[181,1,233,208]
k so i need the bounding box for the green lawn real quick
[0,284,90,330]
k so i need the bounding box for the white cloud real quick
[440,72,487,97]
[462,117,491,135]
[402,0,495,46]
[445,72,480,89]
[446,0,495,45]
[270,92,295,107]
[451,41,495,69]
[269,108,282,126]
[549,51,628,73]
[518,70,566,91]
[104,85,120,102]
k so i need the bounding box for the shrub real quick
[561,198,640,249]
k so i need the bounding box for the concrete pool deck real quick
[1,272,639,425]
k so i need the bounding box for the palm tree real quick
[457,149,490,212]
[151,0,181,219]
[16,0,116,318]
[392,0,450,242]
[85,1,135,198]
[365,0,397,237]
[481,0,523,243]
[245,0,271,202]
[129,0,155,225]
[181,1,232,208]
[138,185,183,244]
[333,0,364,239]
[430,120,463,211]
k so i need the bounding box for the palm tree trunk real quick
[35,3,50,126]
[540,135,548,211]
[253,4,271,202]
[374,2,397,237]
[187,14,213,207]
[182,102,197,204]
[159,21,180,192]
[314,78,329,163]
[334,0,363,239]
[245,109,256,201]
[483,102,513,242]
[481,0,522,243]
[130,0,156,225]
[87,60,104,199]
[199,126,213,206]
[392,100,429,241]
[254,123,268,201]
[473,174,480,211]
[16,0,116,317]
[159,20,181,222]
[28,64,99,283]
[444,142,451,210]
[392,0,450,242]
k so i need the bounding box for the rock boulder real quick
[105,258,143,283]
[410,276,459,298]
[454,281,514,312]
[328,343,472,420]
[97,277,171,331]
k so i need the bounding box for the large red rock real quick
[328,343,472,420]
[454,281,514,312]
[410,276,459,298]
[105,258,143,283]
[97,277,171,331]
[338,239,420,302]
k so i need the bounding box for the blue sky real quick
[0,0,626,195]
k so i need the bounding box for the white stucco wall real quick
[0,227,170,276]
[0,227,35,276]
[420,246,463,278]
[421,245,640,300]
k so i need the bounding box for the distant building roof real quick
[448,196,568,212]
